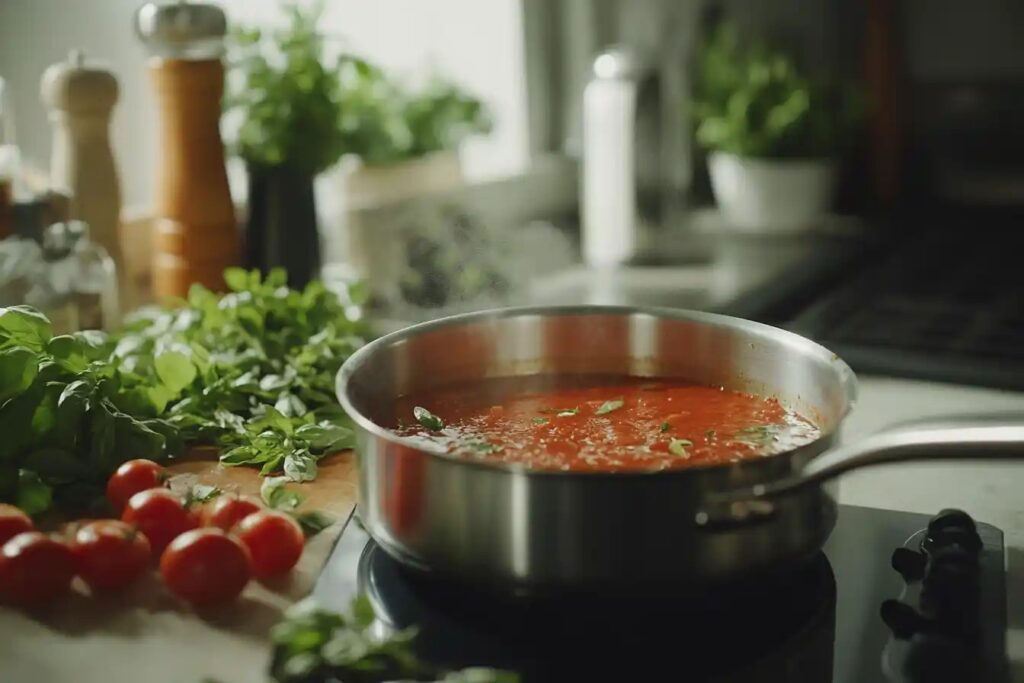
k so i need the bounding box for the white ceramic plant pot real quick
[708,152,837,233]
[340,150,464,211]
[336,151,464,304]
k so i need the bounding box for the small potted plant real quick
[227,2,491,284]
[333,59,492,209]
[227,2,350,287]
[694,24,862,232]
[328,57,492,290]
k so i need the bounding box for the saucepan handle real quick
[699,414,1024,524]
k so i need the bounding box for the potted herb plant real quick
[227,2,347,287]
[228,2,491,284]
[330,57,492,279]
[694,24,861,232]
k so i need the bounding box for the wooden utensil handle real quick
[149,58,237,298]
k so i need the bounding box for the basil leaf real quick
[189,484,222,504]
[261,475,304,511]
[248,407,294,435]
[154,350,197,394]
[0,381,45,461]
[284,451,318,482]
[668,438,692,458]
[46,335,89,374]
[556,407,579,417]
[595,398,624,416]
[16,469,52,515]
[660,422,671,433]
[0,306,52,352]
[531,416,548,425]
[0,346,38,403]
[413,406,444,431]
[294,422,354,453]
[223,267,250,292]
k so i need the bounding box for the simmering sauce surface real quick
[392,377,820,472]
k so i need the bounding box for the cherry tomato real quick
[121,488,198,555]
[0,504,34,546]
[234,510,305,580]
[106,459,167,514]
[70,520,151,592]
[202,494,262,531]
[160,528,251,606]
[0,531,75,607]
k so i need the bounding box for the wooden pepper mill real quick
[135,1,237,299]
[40,50,123,266]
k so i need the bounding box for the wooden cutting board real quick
[165,448,358,521]
[0,451,359,683]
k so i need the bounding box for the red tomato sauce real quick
[393,377,820,472]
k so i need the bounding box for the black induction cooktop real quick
[312,505,1009,683]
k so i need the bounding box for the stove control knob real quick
[881,599,927,640]
[928,509,977,535]
[902,633,974,683]
[922,526,983,556]
[920,548,980,638]
[892,547,927,581]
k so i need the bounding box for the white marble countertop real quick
[837,375,1024,681]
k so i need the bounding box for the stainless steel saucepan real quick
[336,306,1024,590]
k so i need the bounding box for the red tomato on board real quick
[70,520,152,592]
[234,510,305,580]
[202,494,262,531]
[160,528,251,606]
[121,488,198,555]
[0,531,75,607]
[106,459,167,514]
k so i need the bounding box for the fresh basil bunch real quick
[0,307,181,515]
[0,269,368,516]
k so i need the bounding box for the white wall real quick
[0,0,530,208]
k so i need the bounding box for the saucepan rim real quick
[335,304,859,480]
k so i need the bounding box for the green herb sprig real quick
[270,596,518,683]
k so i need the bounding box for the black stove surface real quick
[312,505,1009,683]
[781,217,1024,390]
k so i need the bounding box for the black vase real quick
[245,164,321,288]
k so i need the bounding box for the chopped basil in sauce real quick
[595,398,625,415]
[668,438,692,458]
[392,379,820,472]
[413,406,444,431]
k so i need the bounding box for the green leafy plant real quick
[118,268,368,483]
[270,595,518,683]
[693,23,862,158]
[0,269,368,516]
[228,1,348,174]
[0,307,182,516]
[227,1,491,172]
